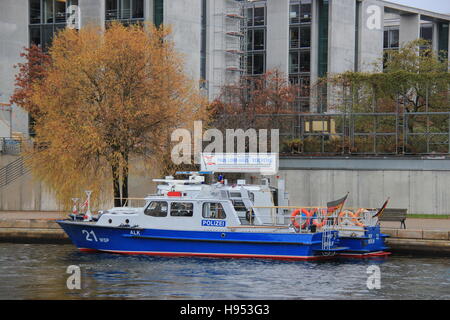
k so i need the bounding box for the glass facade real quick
[289,0,312,113]
[200,0,207,84]
[154,0,164,27]
[355,0,361,72]
[245,2,266,76]
[383,27,399,50]
[420,24,433,43]
[383,26,399,70]
[105,0,144,25]
[438,22,449,60]
[29,0,79,50]
[317,0,329,78]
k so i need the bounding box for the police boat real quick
[57,172,349,261]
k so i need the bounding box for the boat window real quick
[170,202,194,217]
[202,203,226,219]
[144,201,168,217]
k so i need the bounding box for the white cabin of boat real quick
[95,172,292,232]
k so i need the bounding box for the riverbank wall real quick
[0,218,449,256]
[0,219,69,243]
[382,229,450,256]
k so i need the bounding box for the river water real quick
[0,243,448,300]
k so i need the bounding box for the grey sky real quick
[385,0,450,13]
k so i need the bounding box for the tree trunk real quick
[112,164,122,207]
[121,153,129,206]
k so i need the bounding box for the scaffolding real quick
[212,0,248,97]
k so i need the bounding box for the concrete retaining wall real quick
[0,219,68,243]
[278,157,450,215]
[0,156,158,211]
[2,156,450,214]
[382,228,450,256]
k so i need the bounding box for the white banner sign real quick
[200,153,278,175]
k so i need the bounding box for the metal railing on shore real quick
[253,112,450,156]
[0,155,32,189]
[0,138,25,155]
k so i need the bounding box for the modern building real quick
[1,0,450,138]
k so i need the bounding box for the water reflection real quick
[0,244,448,300]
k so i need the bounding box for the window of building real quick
[133,0,144,19]
[55,0,67,23]
[300,0,312,23]
[289,51,310,73]
[144,201,168,217]
[30,26,41,46]
[254,7,265,26]
[290,0,311,24]
[121,0,131,19]
[200,0,207,83]
[170,202,194,217]
[244,3,266,76]
[30,0,41,24]
[290,27,299,48]
[246,5,266,27]
[253,29,265,50]
[383,27,399,49]
[300,51,310,72]
[154,0,164,27]
[289,0,312,112]
[105,0,144,22]
[246,8,253,27]
[247,53,265,75]
[247,30,264,55]
[438,22,449,60]
[44,0,54,23]
[202,203,226,219]
[29,0,79,50]
[420,24,433,43]
[290,26,311,49]
[248,54,260,76]
[318,0,329,78]
[355,0,361,72]
[106,0,118,20]
[300,26,311,48]
[290,4,300,24]
[42,25,54,48]
[289,52,299,73]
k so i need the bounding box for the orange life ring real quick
[339,210,365,227]
[290,208,311,229]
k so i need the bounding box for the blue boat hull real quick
[337,226,390,258]
[57,220,344,261]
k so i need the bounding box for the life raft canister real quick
[290,208,312,229]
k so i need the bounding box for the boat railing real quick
[249,206,379,231]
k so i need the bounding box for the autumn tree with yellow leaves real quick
[23,23,207,208]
